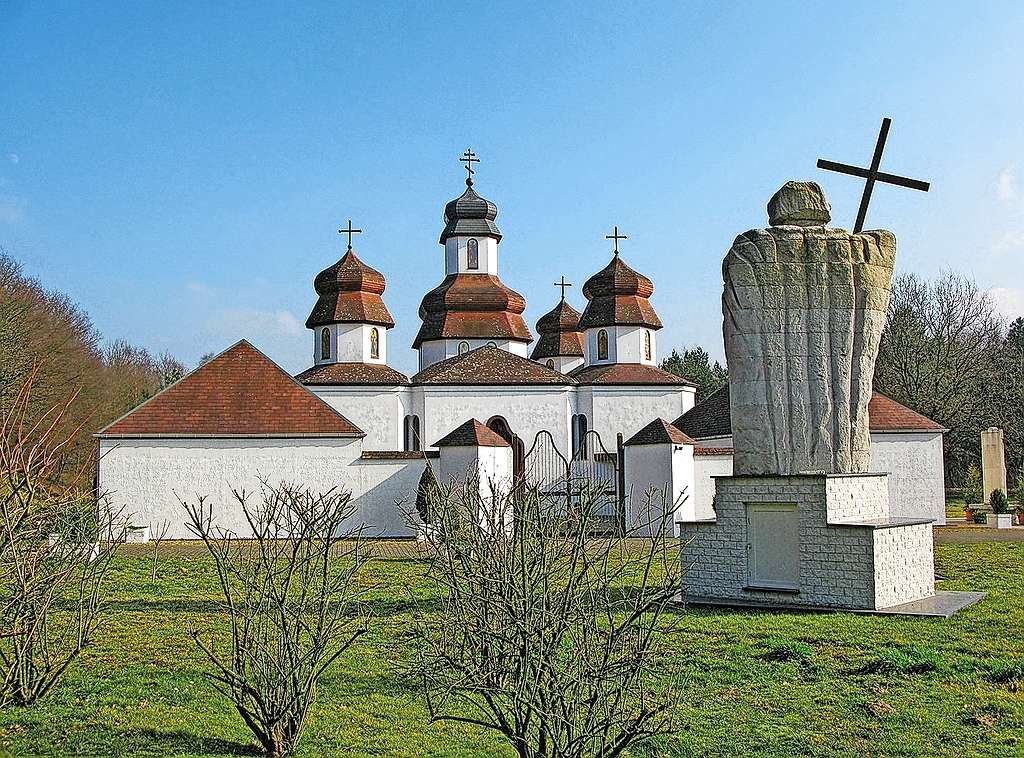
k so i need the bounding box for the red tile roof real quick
[625,418,696,446]
[306,249,395,328]
[868,393,946,432]
[570,363,695,386]
[296,362,409,386]
[98,340,364,438]
[414,273,532,347]
[578,255,662,330]
[413,345,574,386]
[531,299,585,359]
[433,419,511,448]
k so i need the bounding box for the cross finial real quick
[459,149,480,186]
[816,117,930,233]
[605,225,627,256]
[338,219,362,250]
[554,276,572,300]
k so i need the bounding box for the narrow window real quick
[411,415,421,452]
[458,341,470,355]
[597,329,609,361]
[320,327,331,360]
[370,327,380,359]
[403,416,410,451]
[644,330,652,361]
[546,359,555,369]
[467,238,479,270]
[571,414,579,453]
[404,415,421,452]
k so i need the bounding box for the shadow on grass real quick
[78,727,261,757]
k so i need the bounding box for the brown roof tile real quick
[868,393,946,432]
[98,340,364,438]
[531,299,585,359]
[414,273,532,347]
[433,419,511,448]
[570,363,695,386]
[578,255,662,330]
[296,362,409,386]
[625,418,696,446]
[306,249,395,328]
[413,345,574,386]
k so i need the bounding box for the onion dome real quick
[439,182,502,244]
[413,273,531,348]
[305,248,395,329]
[578,255,662,330]
[530,299,584,360]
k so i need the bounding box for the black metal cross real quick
[460,149,479,185]
[817,117,930,233]
[338,219,362,250]
[605,225,627,256]
[554,276,572,300]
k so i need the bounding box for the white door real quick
[746,503,800,591]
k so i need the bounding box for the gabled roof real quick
[570,363,695,387]
[433,419,511,448]
[625,418,696,446]
[413,345,575,386]
[672,385,945,440]
[98,340,364,438]
[296,362,409,386]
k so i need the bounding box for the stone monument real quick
[981,427,1007,504]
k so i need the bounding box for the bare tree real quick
[148,520,171,581]
[413,476,684,758]
[0,366,121,705]
[181,482,369,757]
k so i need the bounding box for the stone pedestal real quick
[679,473,934,611]
[981,427,1007,503]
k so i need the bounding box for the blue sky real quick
[2,1,1023,375]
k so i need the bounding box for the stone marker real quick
[981,427,1007,504]
[723,180,896,475]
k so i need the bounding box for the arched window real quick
[458,341,470,355]
[404,415,421,452]
[572,414,589,458]
[546,359,555,369]
[467,239,479,270]
[644,330,652,361]
[597,329,609,361]
[486,341,497,348]
[369,327,380,359]
[320,327,331,360]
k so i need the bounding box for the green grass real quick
[0,542,1021,757]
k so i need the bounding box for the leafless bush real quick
[413,475,684,758]
[182,481,369,757]
[149,519,170,581]
[0,366,121,705]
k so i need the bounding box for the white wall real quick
[869,431,946,525]
[97,437,420,539]
[311,386,411,450]
[692,453,732,521]
[418,339,529,371]
[444,236,499,275]
[590,387,694,449]
[583,325,657,366]
[537,355,584,374]
[313,323,388,366]
[624,443,694,536]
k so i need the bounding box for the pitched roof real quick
[625,418,696,446]
[414,273,532,347]
[413,345,575,386]
[578,255,662,330]
[570,363,695,386]
[98,340,364,438]
[672,385,945,440]
[295,362,409,386]
[433,419,511,448]
[306,248,395,329]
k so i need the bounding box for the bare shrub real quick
[182,482,369,757]
[149,519,170,581]
[0,367,121,705]
[414,476,684,758]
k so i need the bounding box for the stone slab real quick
[676,590,986,618]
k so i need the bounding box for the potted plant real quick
[963,465,983,523]
[990,489,1012,529]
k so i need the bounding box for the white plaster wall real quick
[869,432,946,525]
[539,355,584,374]
[624,443,694,536]
[421,387,575,457]
[313,323,388,365]
[444,236,499,276]
[583,326,657,366]
[418,339,529,371]
[311,386,410,450]
[97,437,419,540]
[590,387,694,449]
[692,453,732,521]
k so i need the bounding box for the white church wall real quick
[869,431,946,525]
[444,236,499,276]
[311,386,409,450]
[582,326,657,366]
[692,452,732,520]
[589,387,694,449]
[417,339,529,371]
[623,442,694,536]
[314,323,387,365]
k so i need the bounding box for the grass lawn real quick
[0,541,1020,757]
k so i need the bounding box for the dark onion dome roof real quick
[671,386,947,440]
[305,249,395,329]
[413,273,532,348]
[569,362,695,386]
[439,183,502,244]
[578,254,662,330]
[295,362,409,386]
[530,299,585,359]
[412,345,574,386]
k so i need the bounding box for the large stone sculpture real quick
[723,181,895,475]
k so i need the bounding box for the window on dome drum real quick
[458,341,470,355]
[597,329,609,361]
[546,359,554,369]
[369,328,380,359]
[486,342,497,348]
[404,415,421,452]
[644,330,652,361]
[320,328,331,360]
[467,238,479,270]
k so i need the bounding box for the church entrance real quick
[486,416,525,485]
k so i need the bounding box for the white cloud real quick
[0,194,26,223]
[994,230,1024,251]
[997,165,1019,203]
[989,287,1024,321]
[211,307,305,339]
[6,154,17,165]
